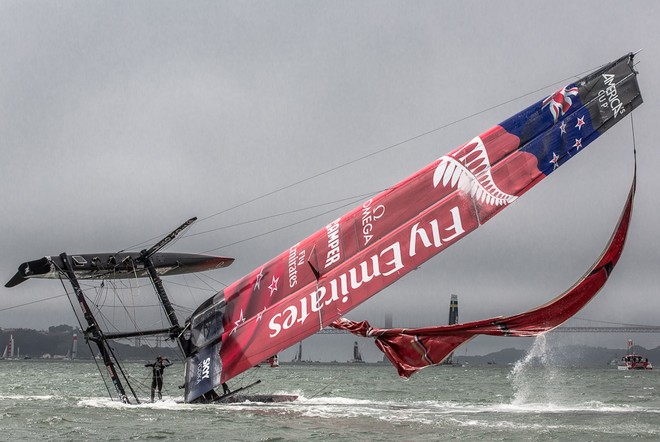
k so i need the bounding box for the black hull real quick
[6,252,233,287]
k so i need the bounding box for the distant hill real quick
[3,326,659,367]
[0,327,180,361]
[456,345,660,367]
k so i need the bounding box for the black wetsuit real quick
[145,358,172,401]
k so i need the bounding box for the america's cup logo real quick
[433,136,517,207]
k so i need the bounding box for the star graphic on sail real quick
[254,267,264,291]
[559,120,567,135]
[575,115,586,130]
[256,307,267,322]
[268,276,279,296]
[542,85,579,122]
[573,138,583,151]
[230,309,246,335]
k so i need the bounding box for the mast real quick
[71,333,78,360]
[137,217,197,357]
[448,294,458,325]
[353,341,363,362]
[59,253,135,404]
[8,334,13,359]
[142,254,186,352]
[445,295,459,365]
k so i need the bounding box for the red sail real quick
[211,54,641,385]
[332,170,635,378]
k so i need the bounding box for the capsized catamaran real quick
[6,53,642,404]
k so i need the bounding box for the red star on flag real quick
[573,138,583,150]
[575,116,585,130]
[549,152,560,170]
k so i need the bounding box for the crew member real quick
[145,356,173,402]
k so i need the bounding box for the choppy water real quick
[1,338,659,441]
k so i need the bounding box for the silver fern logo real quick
[433,136,517,206]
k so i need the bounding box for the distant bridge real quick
[315,296,660,336]
[552,326,660,333]
[318,326,660,335]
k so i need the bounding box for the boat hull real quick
[5,252,233,287]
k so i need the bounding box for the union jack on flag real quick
[542,86,579,122]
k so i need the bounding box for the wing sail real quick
[192,53,642,385]
[332,166,636,377]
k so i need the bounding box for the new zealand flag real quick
[500,53,643,178]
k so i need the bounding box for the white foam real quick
[0,394,54,401]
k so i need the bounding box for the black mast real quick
[143,256,186,351]
[59,253,136,404]
[138,217,197,356]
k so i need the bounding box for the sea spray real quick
[508,334,561,406]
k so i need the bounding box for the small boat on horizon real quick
[617,340,652,370]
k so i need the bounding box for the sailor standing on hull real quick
[145,356,172,402]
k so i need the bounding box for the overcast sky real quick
[1,1,659,360]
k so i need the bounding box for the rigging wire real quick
[104,280,146,336]
[57,274,114,401]
[572,317,659,329]
[75,278,158,403]
[119,190,380,254]
[307,377,336,399]
[631,109,637,157]
[185,191,379,238]
[199,191,371,254]
[194,71,596,228]
[70,275,179,396]
[230,366,259,392]
[0,293,67,312]
[162,277,218,294]
[116,215,198,256]
[115,65,605,256]
[180,273,198,309]
[125,372,153,398]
